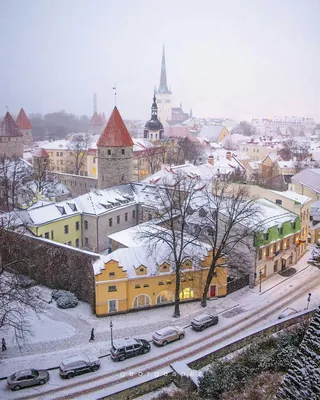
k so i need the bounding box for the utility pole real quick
[110,320,114,347]
[306,293,311,309]
[259,270,262,293]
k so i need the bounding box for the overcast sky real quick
[1,0,319,121]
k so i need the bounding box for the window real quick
[125,212,128,221]
[132,210,136,219]
[179,288,195,300]
[68,241,72,246]
[279,240,283,250]
[264,232,269,241]
[85,237,89,246]
[292,221,296,230]
[109,272,115,277]
[276,199,282,205]
[117,215,120,224]
[266,246,270,257]
[143,284,149,288]
[60,152,63,157]
[109,300,117,313]
[158,281,164,285]
[274,260,278,272]
[135,285,141,289]
[258,249,262,260]
[51,231,54,240]
[121,149,125,155]
[76,221,80,231]
[108,285,117,292]
[75,238,79,247]
[108,149,111,155]
[64,225,69,234]
[44,232,49,239]
[84,220,88,230]
[156,290,173,304]
[56,152,59,156]
[257,149,259,153]
[279,227,283,235]
[109,218,113,227]
[133,295,150,308]
[139,268,144,272]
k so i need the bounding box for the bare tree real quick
[0,156,33,211]
[194,181,262,307]
[0,215,44,344]
[223,136,238,151]
[177,137,205,165]
[144,146,163,175]
[32,156,56,194]
[67,133,92,175]
[137,174,204,317]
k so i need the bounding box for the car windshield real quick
[31,370,39,377]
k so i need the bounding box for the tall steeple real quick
[151,90,158,119]
[158,45,171,94]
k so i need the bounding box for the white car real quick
[278,307,298,319]
[152,326,185,346]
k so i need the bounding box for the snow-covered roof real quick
[254,198,298,230]
[26,201,81,225]
[269,190,311,205]
[291,169,320,194]
[198,125,227,141]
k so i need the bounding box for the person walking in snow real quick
[89,328,95,342]
[2,338,6,351]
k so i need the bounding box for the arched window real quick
[156,290,173,304]
[179,288,195,300]
[133,294,151,308]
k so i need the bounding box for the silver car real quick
[59,355,100,379]
[278,307,298,319]
[7,369,49,391]
[152,326,185,346]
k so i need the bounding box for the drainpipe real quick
[96,215,100,253]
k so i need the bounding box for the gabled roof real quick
[0,112,23,137]
[97,107,134,147]
[199,125,227,141]
[90,112,104,126]
[16,108,32,130]
[291,169,320,194]
[33,147,49,158]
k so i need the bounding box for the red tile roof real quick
[91,112,104,126]
[0,112,23,137]
[16,108,32,129]
[164,126,198,142]
[33,148,49,157]
[97,107,134,147]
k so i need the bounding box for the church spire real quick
[151,90,158,119]
[158,46,171,94]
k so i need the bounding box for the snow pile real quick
[276,307,320,399]
[52,289,79,309]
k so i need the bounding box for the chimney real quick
[208,155,214,165]
[226,151,232,161]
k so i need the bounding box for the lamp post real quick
[259,270,262,293]
[110,320,114,347]
[306,293,311,309]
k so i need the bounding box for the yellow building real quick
[94,245,228,316]
[25,201,82,248]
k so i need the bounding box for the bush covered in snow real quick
[56,292,78,309]
[52,289,70,300]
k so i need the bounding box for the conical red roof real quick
[97,107,134,147]
[0,112,23,137]
[16,108,32,129]
[33,148,49,157]
[91,112,103,125]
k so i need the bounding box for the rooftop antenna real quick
[112,84,117,107]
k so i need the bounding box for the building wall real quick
[290,182,320,202]
[21,128,32,146]
[156,93,172,124]
[46,149,88,176]
[240,143,278,162]
[29,214,82,248]
[95,255,227,316]
[217,127,230,143]
[97,146,133,190]
[0,136,23,158]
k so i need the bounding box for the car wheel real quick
[13,385,21,391]
[39,379,45,385]
[143,347,149,354]
[91,365,99,372]
[179,334,185,340]
[162,340,168,346]
[200,325,205,332]
[67,372,75,379]
[119,355,126,362]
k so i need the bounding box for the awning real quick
[281,253,291,260]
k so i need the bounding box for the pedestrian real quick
[89,328,95,342]
[2,338,6,351]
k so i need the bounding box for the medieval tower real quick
[97,106,134,189]
[0,111,23,158]
[16,108,32,146]
[144,92,164,141]
[156,46,172,125]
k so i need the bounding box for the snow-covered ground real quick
[0,249,319,399]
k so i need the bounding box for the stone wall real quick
[2,230,98,309]
[0,137,23,158]
[55,172,98,197]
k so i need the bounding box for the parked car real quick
[191,313,219,331]
[152,326,185,346]
[278,307,298,319]
[7,369,49,391]
[59,355,100,378]
[110,338,151,361]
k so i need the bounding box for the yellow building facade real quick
[94,250,228,316]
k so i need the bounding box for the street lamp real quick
[259,270,262,293]
[110,320,114,347]
[306,293,311,309]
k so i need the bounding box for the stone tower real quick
[156,46,172,125]
[0,111,23,158]
[144,91,164,141]
[97,106,134,189]
[16,108,32,146]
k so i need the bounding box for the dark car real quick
[59,355,100,379]
[191,313,219,331]
[7,369,49,391]
[110,338,151,361]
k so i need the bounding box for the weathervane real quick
[112,84,117,107]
